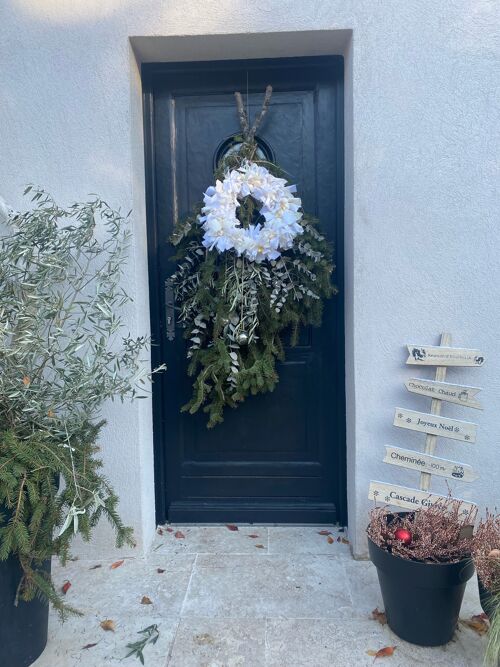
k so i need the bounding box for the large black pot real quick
[0,555,50,666]
[368,536,474,646]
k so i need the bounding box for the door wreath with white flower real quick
[170,86,336,427]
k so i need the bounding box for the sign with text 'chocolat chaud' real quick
[405,378,482,410]
[369,334,484,514]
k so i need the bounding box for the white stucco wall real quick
[0,1,498,558]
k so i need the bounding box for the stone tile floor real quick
[33,526,487,666]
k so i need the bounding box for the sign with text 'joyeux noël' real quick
[368,481,477,517]
[406,345,485,367]
[405,378,482,410]
[393,407,477,443]
[383,445,478,482]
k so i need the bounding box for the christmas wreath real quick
[170,86,336,427]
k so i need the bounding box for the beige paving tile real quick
[51,554,195,617]
[153,525,269,555]
[181,554,351,619]
[33,612,178,667]
[343,558,384,614]
[265,616,476,667]
[268,526,351,556]
[168,617,266,666]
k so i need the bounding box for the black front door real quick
[143,56,346,524]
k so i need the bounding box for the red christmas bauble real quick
[394,528,412,545]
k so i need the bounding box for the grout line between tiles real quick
[178,552,198,617]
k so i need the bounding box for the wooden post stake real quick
[419,332,452,491]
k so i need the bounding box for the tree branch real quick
[248,85,273,141]
[234,92,249,138]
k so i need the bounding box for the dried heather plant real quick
[472,511,500,591]
[367,498,477,563]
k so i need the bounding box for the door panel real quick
[143,57,346,524]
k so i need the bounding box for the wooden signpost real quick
[368,481,477,518]
[405,378,482,410]
[393,408,477,443]
[382,446,478,482]
[406,345,484,367]
[369,333,484,513]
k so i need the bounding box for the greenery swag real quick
[170,86,336,428]
[0,189,163,617]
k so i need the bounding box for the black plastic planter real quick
[478,577,497,618]
[0,556,50,667]
[368,536,474,646]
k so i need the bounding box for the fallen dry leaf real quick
[82,643,98,650]
[226,524,238,531]
[22,376,31,387]
[327,536,334,544]
[371,608,387,626]
[255,544,265,549]
[100,619,116,633]
[367,646,396,660]
[157,568,165,574]
[141,596,153,605]
[89,564,102,570]
[248,534,259,539]
[174,530,185,539]
[341,537,350,544]
[48,409,55,418]
[110,559,124,569]
[166,527,173,533]
[460,614,490,636]
[318,530,332,536]
[61,580,71,595]
[157,527,164,535]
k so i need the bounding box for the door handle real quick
[165,280,175,341]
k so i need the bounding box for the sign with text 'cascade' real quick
[368,481,476,517]
[383,445,478,482]
[406,345,484,367]
[405,378,482,410]
[393,407,477,443]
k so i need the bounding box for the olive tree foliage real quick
[0,189,164,616]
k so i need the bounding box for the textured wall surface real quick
[0,1,499,557]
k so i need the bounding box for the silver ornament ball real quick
[237,332,249,346]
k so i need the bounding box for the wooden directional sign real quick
[405,378,482,410]
[383,445,479,482]
[394,407,477,443]
[368,481,477,517]
[407,345,485,367]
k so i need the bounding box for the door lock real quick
[164,280,175,341]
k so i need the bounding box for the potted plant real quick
[0,189,164,667]
[367,498,476,646]
[471,512,500,665]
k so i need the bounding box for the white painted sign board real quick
[407,345,485,367]
[383,445,478,482]
[405,378,482,410]
[393,407,477,443]
[368,481,477,517]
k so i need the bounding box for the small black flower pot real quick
[368,536,474,646]
[0,555,50,667]
[478,577,498,619]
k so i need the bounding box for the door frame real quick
[142,56,347,526]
